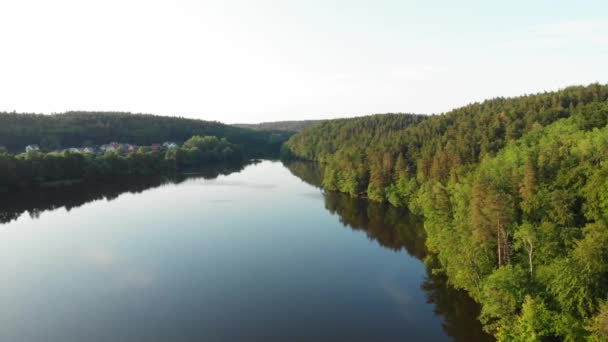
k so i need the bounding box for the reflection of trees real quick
[0,161,250,224]
[422,272,493,342]
[287,160,493,342]
[283,160,324,188]
[324,191,427,259]
[285,160,427,258]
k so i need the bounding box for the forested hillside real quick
[0,111,291,157]
[233,120,321,132]
[282,113,427,162]
[282,83,608,340]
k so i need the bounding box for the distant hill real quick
[232,120,321,132]
[0,111,292,157]
[282,113,427,162]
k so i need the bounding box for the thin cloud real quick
[498,20,608,50]
[389,64,449,81]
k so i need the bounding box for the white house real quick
[83,147,95,153]
[100,144,116,152]
[163,142,178,149]
[25,144,40,153]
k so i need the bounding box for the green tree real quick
[514,223,539,275]
[497,296,555,341]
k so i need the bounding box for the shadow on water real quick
[0,160,255,225]
[284,160,493,342]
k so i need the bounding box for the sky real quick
[0,0,607,123]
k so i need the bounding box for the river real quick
[0,160,491,341]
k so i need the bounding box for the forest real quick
[0,135,245,190]
[233,120,321,132]
[282,83,608,340]
[0,111,291,157]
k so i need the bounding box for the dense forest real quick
[283,84,608,340]
[233,120,321,132]
[0,135,245,190]
[0,111,291,157]
[282,113,427,162]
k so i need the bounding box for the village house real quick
[150,144,161,151]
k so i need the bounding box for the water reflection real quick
[324,192,427,258]
[285,161,492,342]
[0,161,252,225]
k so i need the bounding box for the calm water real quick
[0,160,491,341]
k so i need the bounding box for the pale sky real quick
[0,0,607,123]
